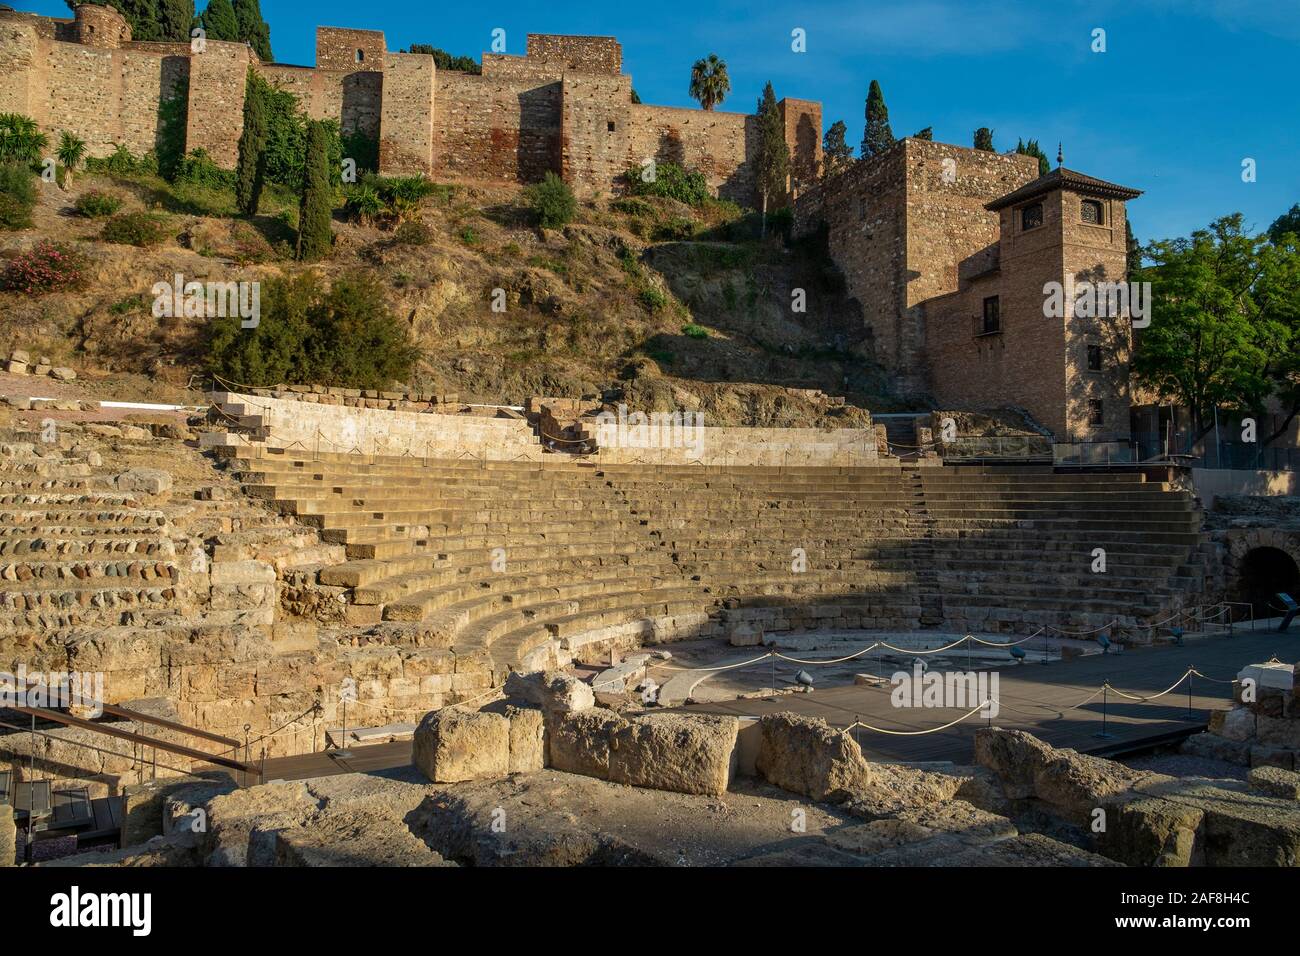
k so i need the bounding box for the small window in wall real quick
[355,49,365,63]
[858,197,868,221]
[981,295,1001,335]
[1088,399,1104,426]
[1021,202,1044,231]
[607,120,616,132]
[1087,344,1103,371]
[1081,199,1103,225]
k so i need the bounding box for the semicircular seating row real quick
[222,446,1208,680]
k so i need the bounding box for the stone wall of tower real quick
[379,52,436,175]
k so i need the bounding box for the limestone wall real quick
[585,423,880,466]
[433,70,561,183]
[210,391,542,460]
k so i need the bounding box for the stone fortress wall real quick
[0,5,822,202]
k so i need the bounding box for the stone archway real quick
[1236,547,1300,617]
[1219,529,1300,621]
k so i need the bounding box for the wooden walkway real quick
[225,627,1292,783]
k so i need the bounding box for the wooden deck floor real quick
[226,626,1291,783]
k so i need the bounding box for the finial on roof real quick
[1057,142,1063,168]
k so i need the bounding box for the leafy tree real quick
[625,161,711,207]
[973,127,995,151]
[406,44,481,74]
[235,71,268,215]
[755,81,789,237]
[1134,214,1300,446]
[199,0,239,42]
[821,120,854,180]
[861,80,894,158]
[1269,203,1300,244]
[689,54,731,111]
[1126,220,1141,282]
[1015,137,1050,176]
[55,131,86,188]
[524,171,576,229]
[911,127,933,141]
[296,120,333,261]
[233,0,272,60]
[0,163,37,230]
[206,271,419,389]
[630,89,642,104]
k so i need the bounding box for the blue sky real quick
[28,0,1300,240]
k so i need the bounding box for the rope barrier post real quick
[1187,667,1194,718]
[1094,684,1114,739]
[770,652,776,698]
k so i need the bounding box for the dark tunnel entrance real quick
[1236,547,1300,619]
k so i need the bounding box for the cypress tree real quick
[199,0,239,42]
[821,119,854,179]
[755,81,789,237]
[973,127,995,151]
[235,72,267,215]
[233,0,273,61]
[861,80,894,159]
[297,120,334,261]
[157,0,194,42]
[1015,137,1050,176]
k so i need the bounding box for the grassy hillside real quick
[0,167,918,426]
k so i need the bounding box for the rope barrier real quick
[843,700,992,736]
[1104,668,1193,702]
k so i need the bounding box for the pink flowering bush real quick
[2,240,87,295]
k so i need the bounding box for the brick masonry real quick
[794,138,1137,439]
[0,7,819,203]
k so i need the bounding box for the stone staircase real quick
[211,440,1210,679]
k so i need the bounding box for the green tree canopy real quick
[755,81,789,234]
[1015,137,1050,176]
[1269,203,1300,244]
[1135,213,1300,445]
[296,119,334,261]
[689,54,731,111]
[233,0,272,60]
[861,80,894,158]
[199,0,239,42]
[821,119,854,180]
[911,127,933,141]
[406,44,480,73]
[235,69,268,215]
[973,127,995,151]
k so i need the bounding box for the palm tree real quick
[56,131,86,189]
[689,54,731,112]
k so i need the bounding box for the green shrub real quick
[102,211,171,246]
[611,196,654,218]
[74,189,124,218]
[206,271,419,389]
[0,163,37,230]
[343,173,440,227]
[681,322,709,339]
[85,143,157,178]
[639,287,668,312]
[393,219,432,245]
[2,240,87,294]
[458,225,480,246]
[652,217,696,241]
[625,162,711,207]
[524,172,576,229]
[175,148,236,191]
[0,113,47,166]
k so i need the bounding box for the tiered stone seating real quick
[919,467,1206,633]
[595,464,929,632]
[0,442,181,633]
[224,450,713,675]
[218,443,1208,676]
